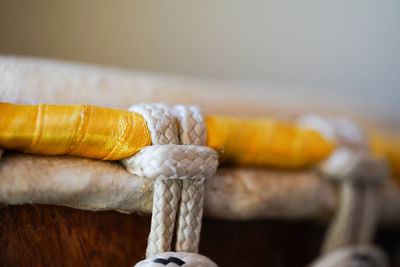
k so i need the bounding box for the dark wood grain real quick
[0,205,399,267]
[0,205,150,267]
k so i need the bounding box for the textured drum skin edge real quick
[0,152,399,225]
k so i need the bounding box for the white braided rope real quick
[173,105,207,253]
[297,114,365,147]
[175,179,205,253]
[303,113,387,256]
[320,148,388,254]
[123,145,218,181]
[149,179,182,255]
[122,104,218,259]
[144,178,180,257]
[128,103,179,145]
[122,103,180,257]
[322,180,359,253]
[172,105,206,146]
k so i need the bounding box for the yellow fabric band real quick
[206,115,335,168]
[0,103,152,160]
[0,103,339,168]
[1,102,400,181]
[369,130,400,182]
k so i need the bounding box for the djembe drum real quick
[0,56,399,267]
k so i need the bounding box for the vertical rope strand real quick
[322,181,358,254]
[175,179,205,252]
[358,186,380,244]
[320,149,388,255]
[173,105,207,253]
[125,104,181,257]
[146,179,182,257]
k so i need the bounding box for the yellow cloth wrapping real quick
[206,115,335,168]
[0,103,152,160]
[0,103,334,168]
[1,102,400,178]
[369,130,400,182]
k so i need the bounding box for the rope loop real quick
[320,148,388,185]
[298,114,365,147]
[129,103,179,145]
[172,105,207,146]
[123,144,218,181]
[319,148,388,254]
[299,114,389,257]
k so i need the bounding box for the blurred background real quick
[0,0,399,125]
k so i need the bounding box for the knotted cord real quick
[121,104,218,265]
[320,148,388,254]
[122,103,182,257]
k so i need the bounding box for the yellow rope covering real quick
[369,130,400,183]
[0,103,152,160]
[1,102,400,183]
[0,103,335,167]
[206,115,335,168]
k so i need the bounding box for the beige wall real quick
[0,0,399,125]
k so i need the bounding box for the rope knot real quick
[121,104,218,261]
[122,144,218,181]
[320,148,388,186]
[319,147,389,255]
